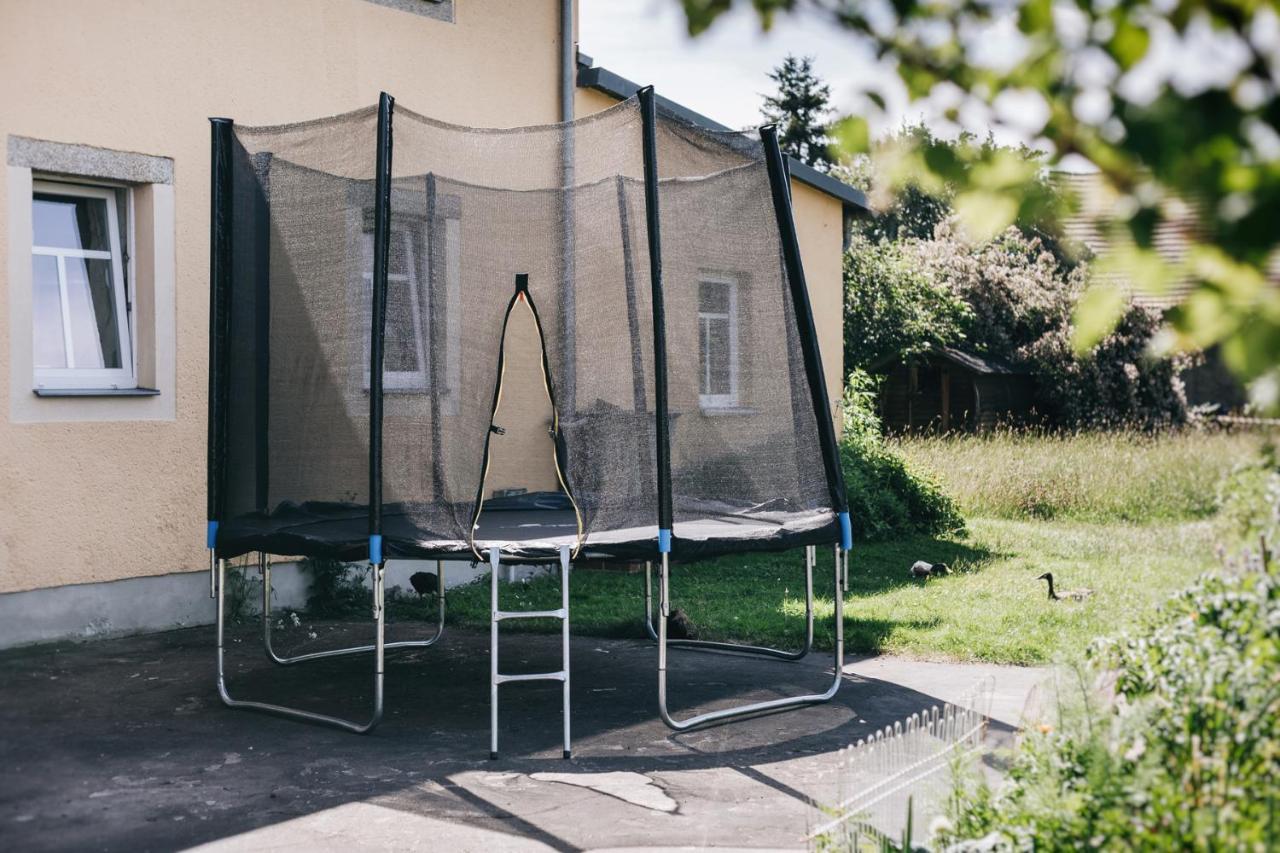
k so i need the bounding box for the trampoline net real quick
[217,96,838,561]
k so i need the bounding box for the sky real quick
[578,0,902,134]
[579,1,1268,174]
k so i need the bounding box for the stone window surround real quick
[7,136,175,423]
[360,0,454,23]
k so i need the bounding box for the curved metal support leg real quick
[643,546,814,661]
[216,557,385,734]
[262,553,445,665]
[657,544,844,731]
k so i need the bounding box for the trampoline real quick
[206,89,852,756]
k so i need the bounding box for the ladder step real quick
[495,609,567,621]
[495,671,567,684]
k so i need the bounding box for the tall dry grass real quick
[892,428,1266,523]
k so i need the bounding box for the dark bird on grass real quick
[910,561,950,578]
[1037,573,1093,602]
[667,608,698,640]
[409,571,440,598]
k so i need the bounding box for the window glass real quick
[362,228,426,388]
[33,193,111,252]
[697,277,738,405]
[30,182,133,389]
[64,257,123,369]
[701,316,732,395]
[32,254,66,369]
[384,276,419,372]
[699,280,730,315]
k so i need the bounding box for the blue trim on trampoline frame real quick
[658,528,672,554]
[207,520,219,549]
[370,534,383,564]
[838,512,852,551]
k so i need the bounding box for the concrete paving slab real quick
[0,623,1046,852]
[842,655,1048,728]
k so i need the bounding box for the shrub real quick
[301,556,369,618]
[1027,304,1192,430]
[840,370,966,540]
[1216,443,1280,540]
[842,233,970,373]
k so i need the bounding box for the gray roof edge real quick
[867,345,1029,375]
[576,53,871,214]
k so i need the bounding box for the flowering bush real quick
[910,225,1081,361]
[1026,304,1191,430]
[845,222,1191,429]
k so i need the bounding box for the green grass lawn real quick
[376,430,1264,666]
[401,515,1220,666]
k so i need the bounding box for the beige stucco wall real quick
[790,180,846,428]
[0,1,845,596]
[0,0,564,594]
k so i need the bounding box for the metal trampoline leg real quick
[216,557,386,734]
[643,546,814,660]
[262,553,445,665]
[657,544,844,731]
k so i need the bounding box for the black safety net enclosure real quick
[207,92,851,564]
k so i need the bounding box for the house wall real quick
[0,0,565,595]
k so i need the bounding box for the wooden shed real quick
[873,347,1035,433]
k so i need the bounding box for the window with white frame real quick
[358,211,461,398]
[31,181,134,390]
[361,226,428,391]
[697,275,739,409]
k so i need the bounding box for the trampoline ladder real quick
[489,545,571,760]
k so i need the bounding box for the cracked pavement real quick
[0,622,1042,851]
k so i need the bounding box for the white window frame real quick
[31,180,135,390]
[697,274,739,410]
[362,227,429,392]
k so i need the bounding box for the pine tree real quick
[760,55,835,172]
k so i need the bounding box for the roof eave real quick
[576,54,872,216]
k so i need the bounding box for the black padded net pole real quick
[639,86,673,553]
[252,155,273,514]
[759,126,851,548]
[368,92,395,564]
[207,117,234,554]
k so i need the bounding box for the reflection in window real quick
[31,182,133,389]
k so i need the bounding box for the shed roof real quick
[576,52,872,216]
[871,346,1028,376]
[934,347,1028,375]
